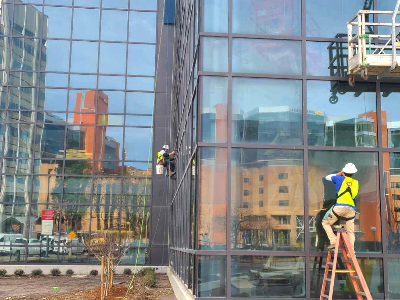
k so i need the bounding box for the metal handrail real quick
[391,0,400,70]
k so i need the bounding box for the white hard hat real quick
[342,163,358,174]
[162,145,169,150]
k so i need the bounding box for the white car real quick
[0,234,24,256]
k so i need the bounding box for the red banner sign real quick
[42,210,55,221]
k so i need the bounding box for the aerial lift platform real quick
[347,1,400,86]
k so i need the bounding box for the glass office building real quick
[0,0,157,265]
[169,0,400,299]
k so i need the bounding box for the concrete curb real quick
[167,266,195,300]
[1,265,168,276]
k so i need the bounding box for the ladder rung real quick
[326,262,333,266]
[321,295,329,299]
[357,292,366,296]
[323,278,331,282]
[351,275,359,279]
[329,269,355,273]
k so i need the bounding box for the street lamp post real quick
[371,226,377,251]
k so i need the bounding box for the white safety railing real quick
[347,7,400,82]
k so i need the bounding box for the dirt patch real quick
[1,274,175,300]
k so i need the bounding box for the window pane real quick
[200,76,228,143]
[127,44,156,76]
[381,83,400,148]
[74,0,100,6]
[38,88,68,111]
[63,160,92,175]
[310,257,383,299]
[384,152,400,253]
[13,4,44,39]
[306,0,372,38]
[306,41,348,77]
[307,81,377,147]
[233,0,301,36]
[232,148,304,251]
[231,256,305,297]
[3,158,32,174]
[102,91,124,114]
[127,77,154,91]
[124,127,152,161]
[3,124,36,158]
[122,178,151,206]
[45,0,72,4]
[126,92,154,114]
[202,37,228,72]
[43,6,72,39]
[8,86,38,111]
[308,151,381,253]
[71,41,99,73]
[128,12,156,43]
[11,38,43,72]
[98,75,125,90]
[61,205,91,236]
[232,77,302,145]
[389,258,400,298]
[202,0,228,33]
[198,256,226,297]
[72,8,100,40]
[43,73,69,88]
[125,115,152,126]
[102,0,129,9]
[101,10,128,41]
[93,178,122,206]
[120,206,150,265]
[41,123,66,157]
[130,0,156,9]
[199,148,227,250]
[63,177,92,204]
[69,74,97,89]
[99,42,127,75]
[93,126,123,162]
[233,38,302,75]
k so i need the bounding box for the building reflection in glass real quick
[0,1,153,264]
[231,149,304,251]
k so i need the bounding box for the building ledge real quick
[168,267,195,300]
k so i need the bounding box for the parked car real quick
[65,237,86,254]
[0,234,24,256]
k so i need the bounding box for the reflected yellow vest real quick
[336,177,359,208]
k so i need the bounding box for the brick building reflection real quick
[199,102,400,251]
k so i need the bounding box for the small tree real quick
[84,231,129,299]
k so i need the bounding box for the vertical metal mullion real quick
[85,0,103,259]
[25,1,46,263]
[301,0,310,298]
[118,0,131,248]
[226,0,232,298]
[376,81,389,298]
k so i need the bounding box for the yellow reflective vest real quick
[336,176,359,208]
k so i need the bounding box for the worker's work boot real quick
[327,244,336,250]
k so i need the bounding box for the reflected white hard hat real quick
[162,145,169,150]
[342,163,358,174]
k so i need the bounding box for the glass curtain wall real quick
[0,0,156,264]
[170,0,400,299]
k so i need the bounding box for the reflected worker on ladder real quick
[157,145,177,179]
[322,163,359,250]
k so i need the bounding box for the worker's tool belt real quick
[332,207,356,221]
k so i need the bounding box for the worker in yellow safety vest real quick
[322,163,359,250]
[157,145,177,179]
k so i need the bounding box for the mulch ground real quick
[1,274,175,300]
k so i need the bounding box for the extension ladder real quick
[319,227,373,300]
